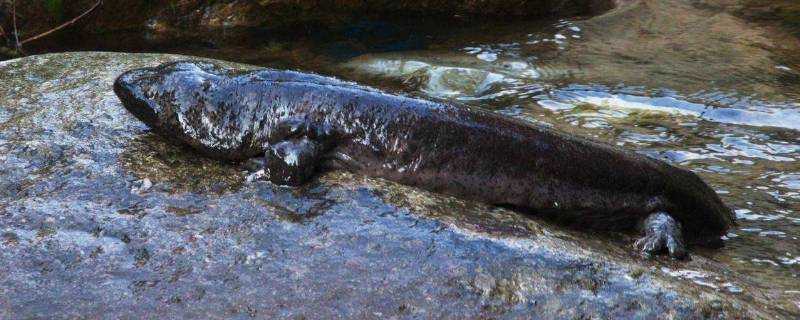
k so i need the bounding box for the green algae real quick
[119,133,246,194]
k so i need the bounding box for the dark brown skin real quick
[114,61,735,258]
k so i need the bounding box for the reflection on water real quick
[541,86,800,130]
[25,0,800,313]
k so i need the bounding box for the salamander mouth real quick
[114,67,161,127]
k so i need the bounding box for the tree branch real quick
[19,0,102,46]
[12,0,19,50]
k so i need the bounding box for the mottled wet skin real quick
[114,61,733,258]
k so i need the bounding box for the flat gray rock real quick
[0,52,785,319]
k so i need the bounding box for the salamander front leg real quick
[634,212,688,260]
[263,138,322,186]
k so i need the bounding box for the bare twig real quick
[12,0,19,50]
[19,0,102,45]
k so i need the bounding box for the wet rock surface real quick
[0,52,791,318]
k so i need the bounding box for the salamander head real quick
[115,61,281,160]
[113,61,227,129]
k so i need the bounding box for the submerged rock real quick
[340,52,547,100]
[340,0,800,102]
[0,52,791,318]
[565,0,800,99]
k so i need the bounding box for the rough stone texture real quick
[0,52,789,319]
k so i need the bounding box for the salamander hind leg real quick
[264,138,323,186]
[634,212,688,260]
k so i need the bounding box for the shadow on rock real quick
[119,133,246,194]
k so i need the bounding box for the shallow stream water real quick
[24,1,800,312]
